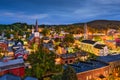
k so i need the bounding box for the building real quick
[80,40,109,56]
[55,53,76,64]
[0,40,8,56]
[105,40,116,50]
[63,54,120,80]
[55,52,89,64]
[94,44,108,56]
[12,41,28,60]
[0,58,25,77]
[80,40,97,54]
[97,54,120,76]
[28,20,40,46]
[69,60,109,80]
[115,38,120,47]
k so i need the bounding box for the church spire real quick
[35,19,38,32]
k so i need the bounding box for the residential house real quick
[0,40,8,56]
[12,41,28,60]
[94,44,109,56]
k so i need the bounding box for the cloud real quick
[1,11,48,19]
[70,0,120,20]
[92,0,120,4]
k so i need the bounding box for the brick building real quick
[68,54,120,80]
[70,60,109,80]
[55,52,88,64]
[97,54,120,76]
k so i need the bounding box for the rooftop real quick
[97,54,120,63]
[0,59,24,68]
[0,74,21,80]
[81,40,97,44]
[28,34,34,41]
[25,77,38,80]
[60,53,76,59]
[69,60,108,73]
[94,44,106,49]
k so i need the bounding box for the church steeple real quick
[35,20,38,32]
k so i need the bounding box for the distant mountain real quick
[73,20,120,29]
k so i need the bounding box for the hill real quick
[74,20,120,30]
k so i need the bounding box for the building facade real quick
[80,40,109,56]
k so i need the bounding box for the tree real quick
[62,66,77,80]
[42,28,50,36]
[52,74,62,80]
[63,34,74,46]
[88,53,98,60]
[26,46,62,79]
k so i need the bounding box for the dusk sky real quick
[0,0,120,24]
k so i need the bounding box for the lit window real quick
[86,76,89,80]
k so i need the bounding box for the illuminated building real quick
[80,40,109,56]
[64,54,120,80]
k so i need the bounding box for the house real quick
[115,38,120,47]
[42,37,50,43]
[0,58,25,77]
[7,47,14,57]
[12,41,29,60]
[94,44,109,56]
[0,40,8,56]
[105,40,116,50]
[55,46,67,54]
[42,40,54,51]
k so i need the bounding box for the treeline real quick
[1,20,120,35]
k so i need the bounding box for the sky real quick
[0,0,120,24]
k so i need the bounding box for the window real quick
[65,61,68,64]
[89,75,92,79]
[69,60,73,63]
[86,76,89,80]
